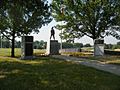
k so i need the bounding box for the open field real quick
[0,48,21,57]
[0,48,120,90]
[0,48,46,57]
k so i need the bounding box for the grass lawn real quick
[0,48,21,57]
[0,48,46,57]
[0,48,120,90]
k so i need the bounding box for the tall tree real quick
[52,0,120,41]
[0,0,52,57]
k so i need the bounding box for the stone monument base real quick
[94,44,104,56]
[21,36,34,60]
[20,56,36,60]
[94,39,104,56]
[46,40,60,55]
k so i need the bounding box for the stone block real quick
[94,39,104,56]
[21,36,34,59]
[46,40,60,55]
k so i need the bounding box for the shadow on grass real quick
[0,57,120,90]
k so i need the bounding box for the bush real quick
[84,44,91,47]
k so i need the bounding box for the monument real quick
[94,39,104,56]
[46,27,60,55]
[21,36,34,59]
[50,27,55,40]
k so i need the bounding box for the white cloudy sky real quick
[26,0,120,45]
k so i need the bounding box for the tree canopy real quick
[0,0,52,57]
[52,0,120,41]
[0,0,52,38]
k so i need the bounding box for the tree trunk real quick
[93,39,95,56]
[11,31,15,57]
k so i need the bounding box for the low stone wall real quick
[59,48,81,53]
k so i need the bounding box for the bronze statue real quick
[50,27,55,40]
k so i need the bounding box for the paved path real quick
[52,55,120,76]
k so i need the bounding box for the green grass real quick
[0,48,21,57]
[34,49,46,56]
[0,57,120,90]
[0,48,120,90]
[0,48,46,57]
[81,47,94,51]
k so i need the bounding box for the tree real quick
[0,36,11,48]
[34,40,47,49]
[15,41,21,48]
[74,43,83,48]
[52,0,120,41]
[0,0,52,57]
[62,42,74,48]
[84,43,91,47]
[104,43,113,49]
[117,42,120,45]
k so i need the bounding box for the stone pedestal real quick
[94,39,104,56]
[21,36,34,59]
[46,40,60,55]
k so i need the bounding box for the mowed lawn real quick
[0,48,120,90]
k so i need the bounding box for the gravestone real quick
[21,36,33,59]
[46,40,60,55]
[94,39,104,56]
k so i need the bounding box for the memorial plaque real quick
[25,43,33,56]
[94,39,104,56]
[21,36,33,59]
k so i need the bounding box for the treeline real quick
[62,42,92,49]
[1,37,119,50]
[0,38,92,49]
[34,40,47,49]
[0,38,21,48]
[105,42,120,49]
[0,38,47,49]
[35,42,92,49]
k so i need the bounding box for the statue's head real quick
[51,27,54,30]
